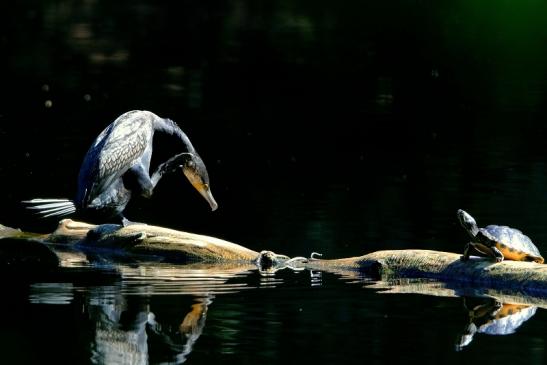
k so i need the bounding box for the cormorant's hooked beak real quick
[198,185,218,211]
[182,166,218,211]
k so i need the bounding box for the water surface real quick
[2,257,547,364]
[2,1,547,364]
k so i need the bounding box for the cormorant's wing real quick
[76,112,154,207]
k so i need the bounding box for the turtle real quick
[457,209,544,264]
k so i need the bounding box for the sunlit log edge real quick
[4,222,547,302]
[47,219,261,262]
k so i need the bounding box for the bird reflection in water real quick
[455,297,537,351]
[85,262,257,364]
[178,298,211,357]
[90,292,211,364]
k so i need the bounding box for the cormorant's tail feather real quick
[22,198,77,218]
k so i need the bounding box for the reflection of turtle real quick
[455,298,537,351]
[457,209,544,263]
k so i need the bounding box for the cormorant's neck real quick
[153,117,196,153]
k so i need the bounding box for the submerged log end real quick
[0,224,22,238]
[0,237,60,271]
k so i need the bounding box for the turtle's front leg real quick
[461,242,472,261]
[491,246,504,262]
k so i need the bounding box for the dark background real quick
[1,3,547,364]
[1,0,547,257]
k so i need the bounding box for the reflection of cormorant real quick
[25,110,217,225]
[178,298,211,359]
[455,297,537,351]
[90,293,211,365]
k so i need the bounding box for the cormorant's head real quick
[182,154,218,211]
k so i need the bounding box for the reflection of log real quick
[303,249,547,296]
[0,222,59,270]
[366,278,547,309]
[0,237,60,270]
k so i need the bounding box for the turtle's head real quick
[457,209,479,237]
[182,154,218,211]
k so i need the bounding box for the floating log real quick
[2,220,285,269]
[301,249,547,297]
[44,219,261,262]
[3,221,547,298]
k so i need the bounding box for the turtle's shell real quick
[480,225,543,262]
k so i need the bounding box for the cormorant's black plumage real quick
[25,110,217,224]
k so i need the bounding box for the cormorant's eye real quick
[187,160,196,169]
[203,183,209,190]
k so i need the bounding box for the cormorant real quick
[24,110,217,225]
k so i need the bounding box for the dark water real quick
[2,1,547,364]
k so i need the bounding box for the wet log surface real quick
[301,249,547,297]
[47,219,260,262]
[2,220,547,298]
